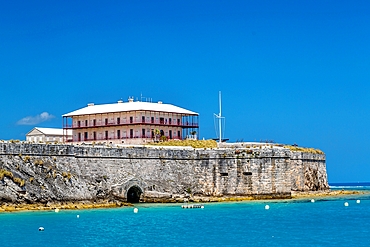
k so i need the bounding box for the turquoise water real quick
[1,185,370,247]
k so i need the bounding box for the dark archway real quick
[127,186,142,203]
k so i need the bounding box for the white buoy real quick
[344,202,349,207]
[133,208,138,213]
[311,199,315,203]
[38,227,44,231]
[77,215,80,218]
[201,205,204,209]
[54,208,60,213]
[265,205,270,210]
[356,200,361,204]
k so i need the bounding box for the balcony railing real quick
[64,120,198,129]
[71,135,182,142]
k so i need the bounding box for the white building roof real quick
[27,127,72,136]
[62,100,199,117]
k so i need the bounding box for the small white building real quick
[26,127,72,143]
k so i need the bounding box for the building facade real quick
[26,127,72,143]
[62,99,199,144]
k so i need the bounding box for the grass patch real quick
[284,145,324,154]
[148,139,217,149]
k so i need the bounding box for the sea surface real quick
[1,183,370,247]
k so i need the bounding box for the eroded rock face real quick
[289,152,329,191]
[0,143,329,204]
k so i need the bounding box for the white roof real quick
[63,101,198,117]
[27,127,72,136]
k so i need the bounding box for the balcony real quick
[72,135,182,143]
[65,120,198,129]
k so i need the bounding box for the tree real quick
[153,129,160,142]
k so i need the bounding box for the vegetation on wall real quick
[62,171,72,180]
[284,145,324,154]
[0,169,13,180]
[149,139,217,149]
[0,169,25,187]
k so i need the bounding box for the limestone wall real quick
[0,143,328,203]
[289,151,328,191]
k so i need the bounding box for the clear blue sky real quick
[1,1,369,183]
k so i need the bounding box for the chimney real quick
[87,103,94,107]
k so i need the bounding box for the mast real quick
[218,91,222,143]
[214,91,224,143]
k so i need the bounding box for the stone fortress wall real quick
[0,142,328,204]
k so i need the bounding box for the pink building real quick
[62,99,199,144]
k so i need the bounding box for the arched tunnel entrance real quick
[126,186,142,203]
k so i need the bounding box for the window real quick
[93,132,96,140]
[177,119,180,125]
[130,117,133,124]
[151,117,154,123]
[117,130,121,139]
[77,121,81,127]
[85,120,88,127]
[142,129,145,138]
[84,132,88,140]
[105,118,108,125]
[117,118,120,124]
[105,131,108,140]
[78,133,81,141]
[178,131,181,139]
[130,129,134,138]
[169,130,172,139]
[93,119,96,126]
[142,116,145,123]
[169,118,172,125]
[160,118,164,124]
